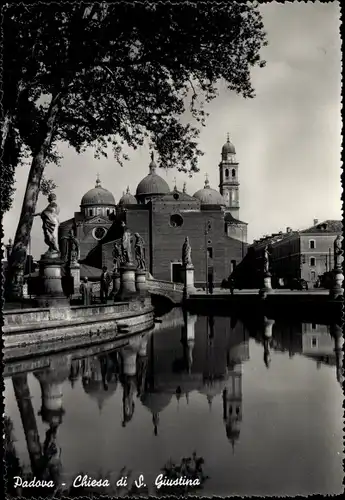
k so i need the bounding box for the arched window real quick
[310,257,316,267]
[309,239,315,249]
[225,168,229,178]
[232,168,236,178]
[88,208,92,216]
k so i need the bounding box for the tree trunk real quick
[1,111,12,151]
[12,374,43,476]
[6,94,61,301]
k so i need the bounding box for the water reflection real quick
[4,311,343,497]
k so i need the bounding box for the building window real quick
[309,239,315,249]
[225,168,229,178]
[231,260,236,272]
[312,323,317,330]
[311,271,316,281]
[232,168,236,178]
[170,213,184,228]
[310,257,316,267]
[311,337,317,347]
[92,227,107,241]
[207,247,213,259]
[88,209,93,216]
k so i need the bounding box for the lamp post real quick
[205,219,212,294]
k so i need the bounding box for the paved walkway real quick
[193,288,329,296]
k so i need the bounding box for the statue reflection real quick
[33,358,71,484]
[331,323,343,386]
[119,335,142,427]
[82,352,119,412]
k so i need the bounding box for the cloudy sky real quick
[3,1,341,258]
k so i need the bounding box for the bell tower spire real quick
[219,134,240,219]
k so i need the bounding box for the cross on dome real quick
[183,182,186,193]
[96,173,101,187]
[126,186,130,194]
[204,172,210,188]
[149,152,157,174]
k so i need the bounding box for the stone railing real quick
[146,278,184,304]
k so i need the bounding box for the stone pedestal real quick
[183,265,196,298]
[70,263,80,293]
[112,271,121,296]
[121,347,138,376]
[36,253,69,308]
[259,272,274,299]
[116,264,137,301]
[135,269,147,294]
[329,268,344,300]
[263,316,275,339]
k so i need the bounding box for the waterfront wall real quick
[3,298,154,353]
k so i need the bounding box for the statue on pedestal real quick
[263,245,270,274]
[134,233,146,270]
[121,221,133,265]
[112,240,123,272]
[33,193,60,256]
[61,229,80,266]
[334,235,343,270]
[182,237,193,267]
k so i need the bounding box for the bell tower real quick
[219,133,240,220]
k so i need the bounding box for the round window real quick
[170,213,184,228]
[93,227,107,240]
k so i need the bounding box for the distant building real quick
[245,220,342,287]
[59,136,248,286]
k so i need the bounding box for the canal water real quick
[4,309,343,497]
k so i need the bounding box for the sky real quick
[2,1,342,259]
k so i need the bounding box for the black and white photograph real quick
[2,1,343,498]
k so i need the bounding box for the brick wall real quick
[152,208,243,285]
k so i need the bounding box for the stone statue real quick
[33,193,60,255]
[334,235,343,269]
[134,233,146,270]
[61,229,80,265]
[121,221,133,265]
[182,237,193,267]
[112,239,123,271]
[263,245,270,274]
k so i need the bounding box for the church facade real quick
[59,136,248,287]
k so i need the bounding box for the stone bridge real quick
[146,279,184,305]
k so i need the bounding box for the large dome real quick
[136,154,170,198]
[193,176,225,206]
[119,186,137,205]
[81,176,116,207]
[222,133,236,155]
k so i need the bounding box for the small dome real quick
[136,153,170,198]
[119,186,137,205]
[222,133,236,155]
[81,176,116,207]
[193,175,225,206]
[140,392,172,414]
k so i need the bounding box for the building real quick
[58,136,248,286]
[243,219,342,287]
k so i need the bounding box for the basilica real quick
[58,136,248,287]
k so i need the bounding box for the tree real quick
[3,2,267,299]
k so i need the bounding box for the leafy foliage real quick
[3,2,267,178]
